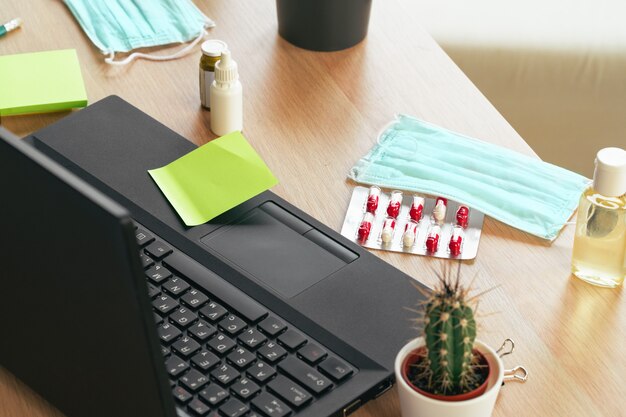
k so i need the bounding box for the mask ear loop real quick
[105,29,207,66]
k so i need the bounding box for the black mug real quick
[276,0,373,51]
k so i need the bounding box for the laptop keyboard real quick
[135,226,356,417]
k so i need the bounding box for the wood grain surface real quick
[1,1,623,417]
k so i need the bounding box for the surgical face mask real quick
[349,115,590,241]
[64,0,214,65]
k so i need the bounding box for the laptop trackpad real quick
[201,204,352,298]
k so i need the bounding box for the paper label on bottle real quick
[200,69,214,108]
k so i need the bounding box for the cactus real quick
[409,263,484,396]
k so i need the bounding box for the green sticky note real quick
[0,49,88,116]
[149,131,279,226]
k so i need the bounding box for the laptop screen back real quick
[0,127,175,417]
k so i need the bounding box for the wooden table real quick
[1,1,623,417]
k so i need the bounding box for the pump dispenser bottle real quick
[210,50,243,136]
[572,147,626,288]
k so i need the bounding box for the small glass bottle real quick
[199,40,227,110]
[572,147,626,288]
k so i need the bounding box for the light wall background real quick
[416,0,626,177]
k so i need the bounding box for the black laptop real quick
[0,96,426,417]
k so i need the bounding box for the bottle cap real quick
[215,50,238,85]
[201,40,228,57]
[593,147,626,197]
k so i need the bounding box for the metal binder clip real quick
[503,366,529,383]
[495,338,528,384]
[496,338,515,358]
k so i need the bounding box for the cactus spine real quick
[412,264,482,395]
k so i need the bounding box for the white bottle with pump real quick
[210,50,243,136]
[572,147,626,288]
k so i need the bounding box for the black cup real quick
[276,0,373,51]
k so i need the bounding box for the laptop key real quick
[172,336,201,358]
[219,398,249,417]
[247,361,276,384]
[188,320,217,342]
[140,253,154,269]
[230,377,260,400]
[227,346,256,370]
[146,264,172,284]
[208,333,236,355]
[180,369,210,392]
[170,307,198,329]
[187,398,211,416]
[258,342,287,364]
[199,301,228,323]
[318,356,354,382]
[154,312,164,325]
[135,228,155,247]
[251,392,292,417]
[145,240,173,260]
[163,277,190,297]
[158,322,182,344]
[199,384,230,406]
[238,328,267,350]
[297,343,327,365]
[219,314,247,336]
[210,363,240,386]
[153,294,179,315]
[267,375,312,408]
[191,350,220,372]
[181,288,209,309]
[258,317,286,337]
[163,251,268,323]
[165,355,189,378]
[147,283,160,298]
[278,357,332,394]
[162,346,171,357]
[172,385,193,404]
[277,330,307,351]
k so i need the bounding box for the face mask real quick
[349,115,590,241]
[64,0,214,65]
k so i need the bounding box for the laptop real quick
[0,96,426,417]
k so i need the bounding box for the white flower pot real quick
[394,337,504,417]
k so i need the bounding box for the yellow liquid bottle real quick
[571,148,626,288]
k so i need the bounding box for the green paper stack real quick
[0,49,88,116]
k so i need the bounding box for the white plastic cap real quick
[214,50,238,84]
[201,40,227,57]
[593,147,626,197]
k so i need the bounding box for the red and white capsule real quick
[409,196,425,222]
[381,217,396,244]
[366,186,381,214]
[425,225,441,252]
[402,220,419,247]
[386,190,403,218]
[357,212,374,242]
[432,197,448,224]
[456,205,470,228]
[449,226,464,256]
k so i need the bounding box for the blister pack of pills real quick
[340,186,485,260]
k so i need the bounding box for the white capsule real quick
[432,198,447,224]
[402,220,419,247]
[381,217,396,243]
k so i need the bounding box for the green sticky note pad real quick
[149,131,279,226]
[0,49,88,116]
